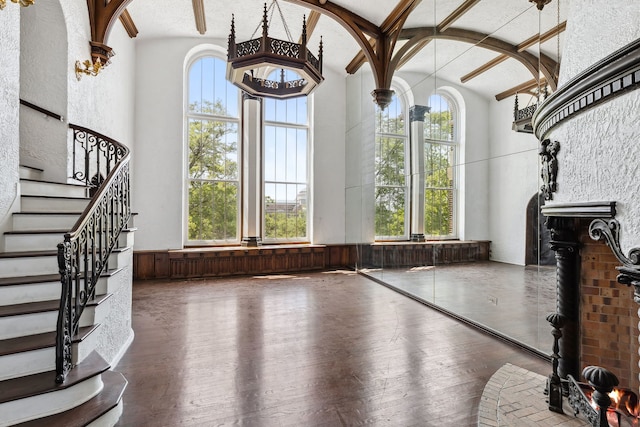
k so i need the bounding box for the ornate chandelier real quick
[0,0,35,9]
[227,0,324,99]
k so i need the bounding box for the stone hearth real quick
[478,364,588,427]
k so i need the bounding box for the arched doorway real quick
[525,193,554,265]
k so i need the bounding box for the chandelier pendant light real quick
[227,0,324,99]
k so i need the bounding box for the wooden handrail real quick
[19,98,64,122]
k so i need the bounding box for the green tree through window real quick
[375,92,407,239]
[187,57,240,243]
[425,93,456,237]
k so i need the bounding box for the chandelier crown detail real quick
[227,0,324,99]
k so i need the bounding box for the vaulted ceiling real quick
[109,0,571,101]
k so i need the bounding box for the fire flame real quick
[609,387,640,418]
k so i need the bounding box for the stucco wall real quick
[548,0,640,255]
[0,7,21,247]
[488,95,540,265]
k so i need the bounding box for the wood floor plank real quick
[115,271,550,426]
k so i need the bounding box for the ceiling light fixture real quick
[227,0,324,99]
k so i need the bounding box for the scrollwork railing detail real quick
[55,125,131,383]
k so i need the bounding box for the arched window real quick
[375,90,408,240]
[186,56,240,243]
[263,70,310,242]
[424,92,457,238]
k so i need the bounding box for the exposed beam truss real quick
[437,0,481,32]
[119,9,138,38]
[495,77,548,101]
[461,21,566,84]
[192,0,206,35]
[86,0,133,64]
[285,0,421,107]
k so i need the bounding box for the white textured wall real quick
[19,1,68,182]
[549,0,640,255]
[488,96,540,265]
[0,7,21,247]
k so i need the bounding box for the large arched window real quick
[424,92,457,238]
[375,90,408,240]
[186,56,240,244]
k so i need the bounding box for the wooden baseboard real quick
[133,241,490,280]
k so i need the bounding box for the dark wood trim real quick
[461,54,508,84]
[495,77,546,102]
[437,0,481,32]
[541,201,617,219]
[533,38,640,140]
[119,9,138,38]
[393,27,558,91]
[192,0,206,35]
[133,241,489,280]
[19,99,64,122]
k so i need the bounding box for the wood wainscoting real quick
[133,241,490,280]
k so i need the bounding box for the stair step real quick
[19,165,43,181]
[0,268,124,306]
[4,230,68,252]
[0,294,111,340]
[12,212,81,232]
[0,351,109,425]
[21,195,90,213]
[0,325,98,357]
[15,370,127,427]
[20,179,88,198]
[0,250,57,279]
[0,326,99,381]
[0,248,130,279]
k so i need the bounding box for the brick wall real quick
[579,220,639,392]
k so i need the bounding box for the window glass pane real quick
[263,94,309,241]
[187,56,240,243]
[425,94,454,141]
[374,90,407,239]
[188,181,238,241]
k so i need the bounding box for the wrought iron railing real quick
[55,124,131,383]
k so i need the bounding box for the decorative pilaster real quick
[546,216,581,383]
[241,92,262,247]
[409,105,430,242]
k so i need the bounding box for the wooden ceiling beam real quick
[437,0,481,32]
[192,0,206,35]
[86,0,134,64]
[119,9,138,38]
[516,21,566,52]
[286,0,421,106]
[459,21,566,84]
[495,77,547,101]
[395,39,430,70]
[460,54,508,83]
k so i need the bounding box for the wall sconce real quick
[0,0,35,9]
[75,59,103,81]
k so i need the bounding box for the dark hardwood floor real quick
[115,270,550,426]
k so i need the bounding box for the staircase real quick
[0,165,132,426]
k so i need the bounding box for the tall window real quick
[186,56,240,243]
[375,92,408,239]
[263,71,309,242]
[424,93,457,237]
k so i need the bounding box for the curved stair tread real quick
[0,351,109,404]
[0,325,99,357]
[5,229,70,235]
[0,250,57,259]
[0,294,112,318]
[0,274,60,287]
[14,370,127,427]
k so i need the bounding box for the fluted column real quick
[241,93,262,246]
[409,105,430,242]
